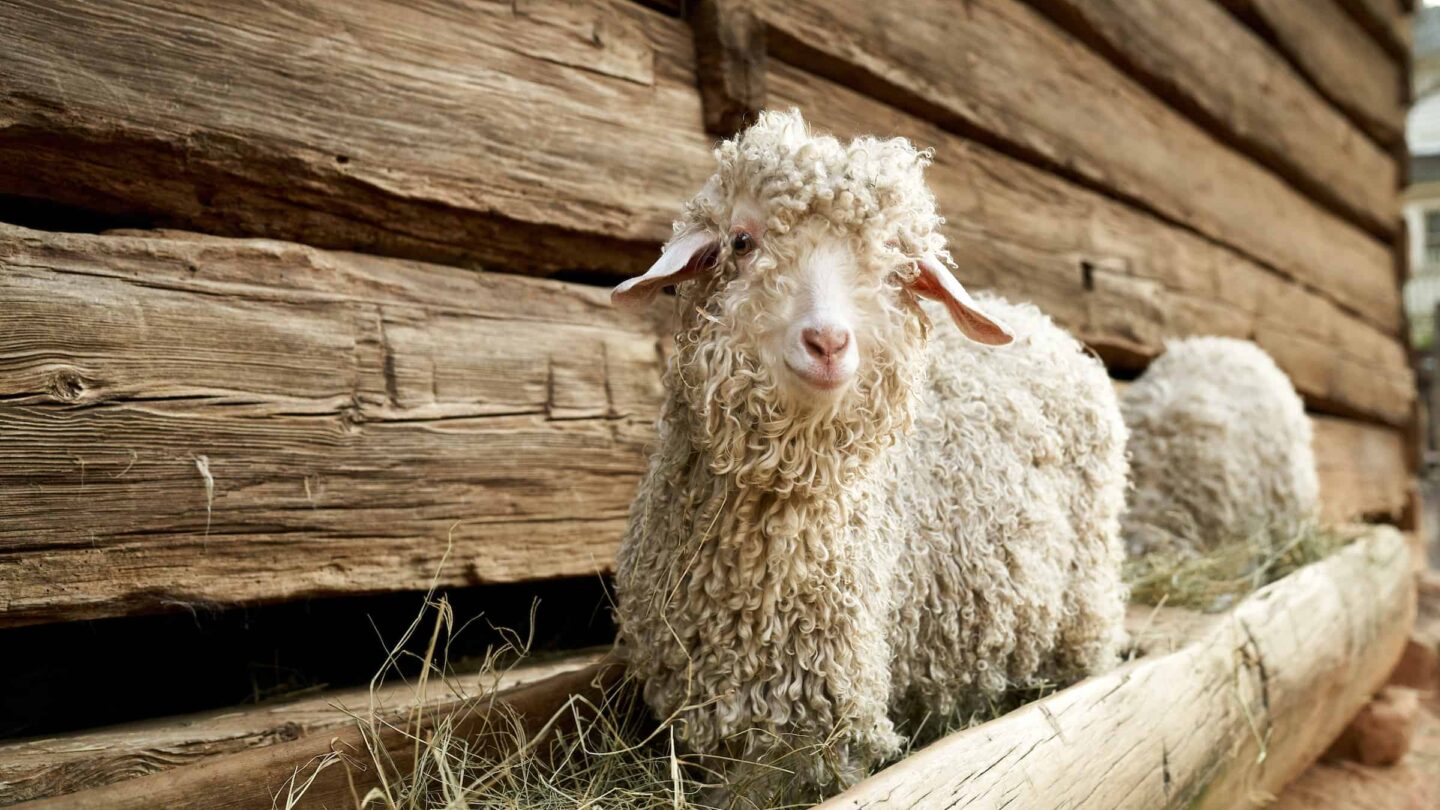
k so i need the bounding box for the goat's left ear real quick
[907,254,1014,346]
[611,230,719,310]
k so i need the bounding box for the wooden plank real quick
[1219,0,1406,146]
[758,0,1402,335]
[0,0,1403,338]
[9,658,628,810]
[0,0,713,276]
[1333,0,1414,62]
[1023,0,1399,236]
[819,526,1416,809]
[0,203,1413,631]
[0,649,607,804]
[769,63,1417,428]
[1313,417,1412,523]
[0,225,665,627]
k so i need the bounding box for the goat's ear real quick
[611,230,719,309]
[906,254,1014,346]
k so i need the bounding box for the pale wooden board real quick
[772,64,1416,428]
[819,527,1416,809]
[0,0,713,276]
[0,225,665,627]
[1219,0,1406,146]
[0,225,1413,626]
[0,650,607,804]
[1024,0,1398,236]
[758,0,1401,334]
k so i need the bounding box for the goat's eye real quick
[731,232,755,256]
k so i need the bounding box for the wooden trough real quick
[0,526,1415,808]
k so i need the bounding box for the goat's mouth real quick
[785,359,852,391]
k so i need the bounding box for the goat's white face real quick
[775,233,862,395]
[613,206,1014,412]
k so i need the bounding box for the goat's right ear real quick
[611,230,719,309]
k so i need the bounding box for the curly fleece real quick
[614,111,1129,801]
[1121,337,1319,556]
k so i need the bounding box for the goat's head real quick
[612,110,1011,490]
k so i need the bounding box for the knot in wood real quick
[46,366,90,402]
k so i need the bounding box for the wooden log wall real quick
[0,0,1419,628]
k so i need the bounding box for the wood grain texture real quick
[1022,0,1399,237]
[1219,0,1406,146]
[8,657,628,810]
[0,0,1403,339]
[0,224,665,627]
[819,527,1417,809]
[0,224,1412,628]
[772,64,1416,428]
[0,0,713,276]
[757,0,1402,335]
[1314,416,1413,523]
[0,650,606,804]
[687,0,768,137]
[1333,0,1414,62]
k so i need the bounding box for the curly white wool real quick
[1121,337,1319,556]
[614,111,1128,801]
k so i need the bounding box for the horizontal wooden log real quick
[0,649,607,804]
[1218,0,1406,147]
[1333,0,1414,62]
[0,0,1403,339]
[1313,416,1412,523]
[0,0,712,276]
[819,526,1417,809]
[771,64,1416,428]
[0,225,665,627]
[9,657,628,810]
[758,0,1402,335]
[1023,0,1398,236]
[0,223,1413,626]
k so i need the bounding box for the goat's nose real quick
[802,326,851,362]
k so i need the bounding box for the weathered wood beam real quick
[0,221,1413,626]
[0,0,1402,343]
[0,0,713,276]
[0,650,607,804]
[1332,0,1415,64]
[757,0,1401,335]
[8,657,627,810]
[1020,0,1400,237]
[818,527,1417,809]
[686,0,767,137]
[1313,416,1413,523]
[0,225,664,627]
[1217,0,1406,147]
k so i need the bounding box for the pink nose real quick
[802,326,851,362]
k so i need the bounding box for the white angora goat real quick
[1122,336,1320,557]
[610,110,1128,802]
